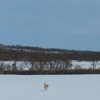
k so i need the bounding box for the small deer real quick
[44,82,49,91]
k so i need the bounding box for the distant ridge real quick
[0,43,99,53]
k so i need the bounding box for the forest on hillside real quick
[0,44,100,74]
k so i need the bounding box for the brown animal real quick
[44,82,49,91]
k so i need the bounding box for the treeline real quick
[0,44,100,61]
[0,44,100,74]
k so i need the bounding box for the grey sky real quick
[0,0,100,51]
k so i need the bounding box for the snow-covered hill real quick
[71,60,100,69]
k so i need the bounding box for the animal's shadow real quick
[39,90,44,92]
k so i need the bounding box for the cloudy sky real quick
[0,0,100,51]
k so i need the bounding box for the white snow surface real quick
[71,60,100,69]
[0,75,100,100]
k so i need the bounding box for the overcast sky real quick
[0,0,100,51]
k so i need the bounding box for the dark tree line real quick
[0,44,100,74]
[0,48,100,61]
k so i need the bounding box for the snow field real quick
[0,75,100,100]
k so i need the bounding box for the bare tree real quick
[91,60,97,69]
[0,61,5,74]
[12,61,18,71]
[74,64,82,69]
[64,60,72,70]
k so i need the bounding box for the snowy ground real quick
[0,75,100,100]
[71,60,100,69]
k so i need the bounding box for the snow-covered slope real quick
[71,60,100,69]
